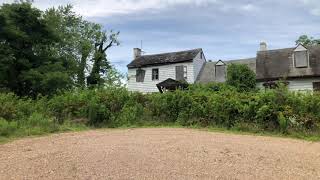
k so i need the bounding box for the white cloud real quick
[299,0,320,16]
[33,0,218,17]
[1,0,259,17]
[240,4,258,12]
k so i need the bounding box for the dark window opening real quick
[176,65,185,81]
[136,69,145,82]
[152,68,159,80]
[263,81,289,89]
[313,82,320,91]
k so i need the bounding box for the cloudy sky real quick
[1,0,320,73]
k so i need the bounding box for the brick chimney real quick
[260,42,267,51]
[133,48,142,59]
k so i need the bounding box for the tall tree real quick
[43,6,119,88]
[0,2,74,97]
[296,35,320,46]
[87,31,120,87]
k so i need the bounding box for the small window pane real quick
[183,66,187,79]
[136,69,145,82]
[152,69,159,80]
[313,82,320,91]
[295,51,308,68]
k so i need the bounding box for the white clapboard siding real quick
[257,78,320,91]
[128,62,195,93]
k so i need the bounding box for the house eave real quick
[256,75,320,82]
[127,59,194,69]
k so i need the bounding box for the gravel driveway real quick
[0,128,319,180]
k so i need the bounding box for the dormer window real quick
[294,44,309,68]
[215,60,226,82]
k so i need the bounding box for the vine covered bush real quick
[0,84,320,139]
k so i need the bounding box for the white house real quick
[255,43,320,91]
[127,43,320,93]
[127,48,206,93]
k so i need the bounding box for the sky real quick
[1,0,320,74]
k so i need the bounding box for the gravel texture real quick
[0,128,319,180]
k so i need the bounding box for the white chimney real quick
[133,48,142,59]
[260,42,267,51]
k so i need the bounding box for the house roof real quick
[197,58,256,83]
[256,45,320,80]
[127,48,202,68]
[156,78,188,93]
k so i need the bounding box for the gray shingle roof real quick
[256,45,320,80]
[127,48,202,68]
[197,58,256,83]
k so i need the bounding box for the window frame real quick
[152,68,159,81]
[293,50,309,68]
[183,66,188,80]
[136,69,145,82]
[313,82,320,91]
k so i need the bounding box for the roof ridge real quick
[140,48,202,57]
[258,47,295,52]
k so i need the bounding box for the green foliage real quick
[1,85,320,140]
[278,112,288,133]
[0,3,121,97]
[226,63,256,92]
[296,35,320,46]
[87,31,120,87]
[0,118,18,136]
[0,2,75,97]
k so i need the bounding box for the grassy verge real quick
[0,122,89,144]
[1,122,319,144]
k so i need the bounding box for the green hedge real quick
[1,84,320,139]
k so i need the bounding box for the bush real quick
[226,63,256,92]
[0,118,18,136]
[24,113,59,134]
[1,85,320,140]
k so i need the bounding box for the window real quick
[183,66,187,79]
[175,66,187,81]
[152,68,159,80]
[136,69,145,82]
[294,51,308,68]
[215,60,226,82]
[313,82,320,91]
[263,81,289,89]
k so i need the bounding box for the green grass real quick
[0,122,89,144]
[114,122,320,142]
[1,121,319,145]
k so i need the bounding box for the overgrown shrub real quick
[0,118,18,136]
[1,85,320,139]
[226,63,256,92]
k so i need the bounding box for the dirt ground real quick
[0,128,319,180]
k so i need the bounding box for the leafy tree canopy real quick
[226,63,256,92]
[0,2,120,97]
[0,2,75,97]
[296,35,320,46]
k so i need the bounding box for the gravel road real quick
[0,128,319,180]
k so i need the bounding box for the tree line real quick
[0,1,121,98]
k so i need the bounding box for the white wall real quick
[257,77,320,91]
[128,62,195,93]
[193,51,206,80]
